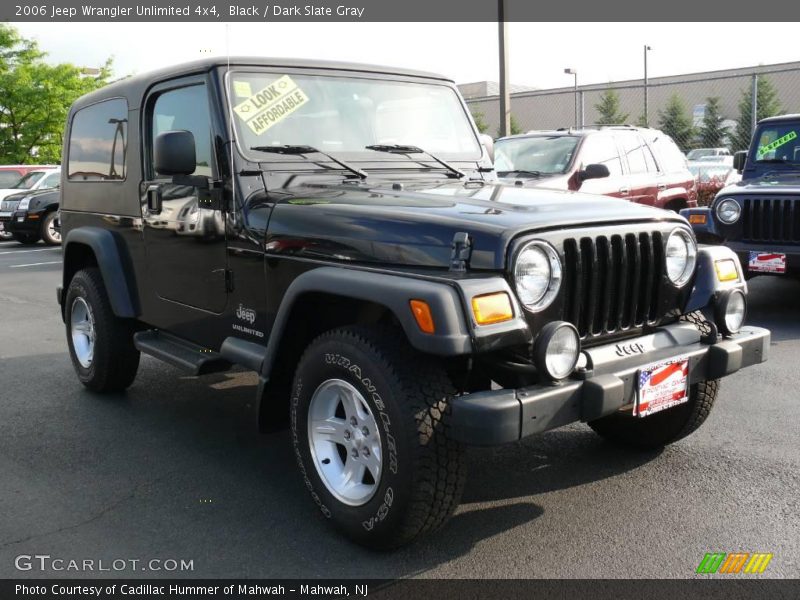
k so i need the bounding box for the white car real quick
[0,167,61,202]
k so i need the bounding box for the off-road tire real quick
[65,268,140,392]
[13,233,39,245]
[588,312,719,450]
[40,211,61,245]
[290,326,466,549]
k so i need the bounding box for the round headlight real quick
[715,289,747,336]
[533,322,580,381]
[716,198,741,224]
[665,229,697,287]
[514,241,562,311]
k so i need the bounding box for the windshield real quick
[228,72,480,161]
[493,136,579,175]
[687,148,718,160]
[12,171,45,189]
[752,123,800,163]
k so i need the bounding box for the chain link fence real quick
[465,63,800,155]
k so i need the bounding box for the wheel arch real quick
[61,227,139,320]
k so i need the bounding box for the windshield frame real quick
[494,134,581,176]
[223,67,483,167]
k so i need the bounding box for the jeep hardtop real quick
[59,57,770,549]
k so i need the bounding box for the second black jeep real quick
[58,58,769,549]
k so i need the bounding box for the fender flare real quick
[62,227,139,318]
[685,245,747,314]
[259,266,473,382]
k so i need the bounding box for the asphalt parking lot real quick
[0,239,798,579]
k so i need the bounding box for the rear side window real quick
[618,134,649,174]
[68,98,128,181]
[579,135,623,176]
[650,135,688,173]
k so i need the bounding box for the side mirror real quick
[733,150,747,173]
[154,130,196,176]
[579,163,610,182]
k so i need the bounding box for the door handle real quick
[657,183,667,191]
[619,187,630,195]
[146,184,162,215]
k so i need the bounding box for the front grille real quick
[0,200,20,211]
[562,231,665,339]
[741,197,800,244]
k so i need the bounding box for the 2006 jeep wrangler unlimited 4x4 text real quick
[58,58,770,549]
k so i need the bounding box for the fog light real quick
[715,289,747,336]
[533,321,580,381]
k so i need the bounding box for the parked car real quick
[0,165,57,189]
[494,126,698,211]
[686,147,730,161]
[682,113,800,278]
[58,57,768,549]
[688,161,740,206]
[0,167,61,202]
[0,188,61,245]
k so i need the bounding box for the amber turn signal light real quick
[714,258,740,282]
[472,292,514,325]
[409,299,435,334]
[689,214,707,225]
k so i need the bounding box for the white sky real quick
[14,22,800,89]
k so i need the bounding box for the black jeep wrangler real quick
[683,114,800,278]
[58,58,770,549]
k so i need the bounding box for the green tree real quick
[0,24,112,164]
[594,89,629,125]
[658,94,695,152]
[698,96,728,148]
[496,114,523,137]
[470,108,489,134]
[731,75,783,152]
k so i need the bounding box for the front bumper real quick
[451,322,770,445]
[726,241,800,277]
[0,210,41,234]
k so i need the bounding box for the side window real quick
[41,172,61,189]
[651,135,688,173]
[643,143,659,173]
[618,134,648,174]
[68,98,128,181]
[579,135,623,176]
[150,84,213,178]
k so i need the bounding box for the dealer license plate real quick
[635,357,690,418]
[0,211,12,218]
[748,251,786,274]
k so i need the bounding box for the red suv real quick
[494,126,697,211]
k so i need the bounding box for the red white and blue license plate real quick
[748,251,786,274]
[635,357,690,418]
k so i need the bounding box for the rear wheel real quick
[290,326,465,549]
[65,268,140,392]
[40,211,61,245]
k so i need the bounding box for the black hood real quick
[263,179,683,270]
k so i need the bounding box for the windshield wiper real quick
[497,170,544,178]
[250,145,367,179]
[365,144,465,179]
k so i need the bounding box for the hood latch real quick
[450,232,472,273]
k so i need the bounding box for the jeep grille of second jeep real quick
[740,197,800,244]
[561,231,665,339]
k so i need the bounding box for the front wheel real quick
[290,326,466,549]
[40,211,61,245]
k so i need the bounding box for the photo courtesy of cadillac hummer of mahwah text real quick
[57,57,770,549]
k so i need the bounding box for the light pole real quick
[498,0,511,137]
[564,68,578,129]
[643,45,652,127]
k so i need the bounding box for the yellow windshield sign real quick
[233,75,309,135]
[757,130,797,158]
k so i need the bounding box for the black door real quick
[141,78,228,313]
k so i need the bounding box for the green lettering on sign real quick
[757,130,798,158]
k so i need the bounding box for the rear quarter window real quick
[68,98,128,181]
[650,135,688,173]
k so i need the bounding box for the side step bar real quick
[133,331,232,376]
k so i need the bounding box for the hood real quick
[497,172,572,190]
[722,173,800,195]
[263,179,683,270]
